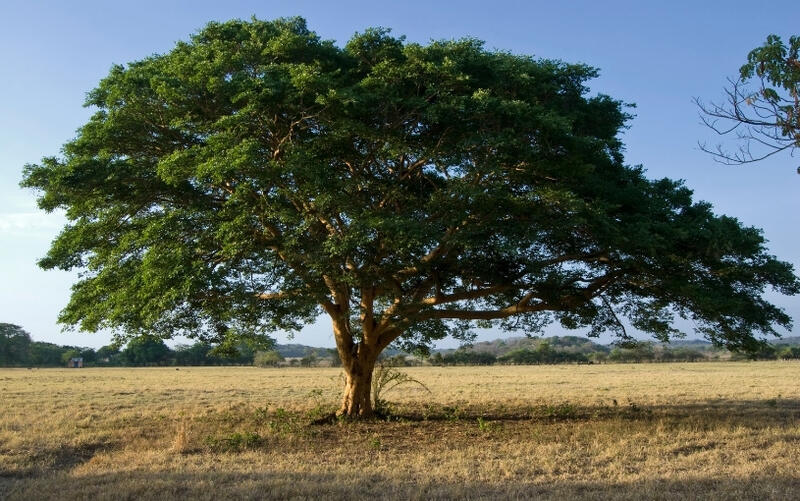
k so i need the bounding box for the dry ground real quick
[1,362,799,500]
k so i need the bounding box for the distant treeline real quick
[0,323,334,367]
[3,323,800,367]
[429,336,800,365]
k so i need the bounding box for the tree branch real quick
[419,284,515,305]
[417,302,550,320]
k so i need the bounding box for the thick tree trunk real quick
[338,344,378,418]
[339,361,375,417]
[326,290,390,418]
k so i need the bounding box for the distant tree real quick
[277,344,317,358]
[497,342,589,364]
[667,347,705,362]
[383,354,410,367]
[747,344,778,361]
[79,347,97,364]
[121,337,172,366]
[498,348,541,365]
[174,342,212,365]
[778,346,800,359]
[609,342,655,363]
[229,342,257,365]
[21,18,800,417]
[697,34,800,170]
[96,344,121,364]
[28,342,66,366]
[0,323,32,366]
[443,350,496,366]
[61,348,81,365]
[300,352,318,368]
[588,351,608,364]
[326,348,342,367]
[253,349,284,367]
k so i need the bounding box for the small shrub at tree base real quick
[371,363,431,415]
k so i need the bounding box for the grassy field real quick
[1,362,799,500]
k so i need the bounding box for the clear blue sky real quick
[1,0,798,349]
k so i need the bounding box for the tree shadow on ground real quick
[0,440,109,480]
[379,398,800,426]
[3,469,799,500]
[2,398,798,499]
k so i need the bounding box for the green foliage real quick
[658,347,705,362]
[204,431,262,452]
[28,342,66,366]
[433,336,750,365]
[730,343,780,361]
[498,344,589,364]
[441,350,497,366]
[740,35,800,124]
[0,325,101,367]
[173,342,212,365]
[778,346,800,360]
[20,17,799,360]
[79,347,97,364]
[120,336,172,366]
[96,344,121,364]
[60,348,81,364]
[253,349,284,367]
[608,342,656,363]
[476,416,499,432]
[0,324,32,366]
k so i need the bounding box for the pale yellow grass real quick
[1,363,799,499]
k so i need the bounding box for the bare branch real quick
[696,76,800,166]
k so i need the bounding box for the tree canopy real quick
[22,18,799,415]
[697,34,800,168]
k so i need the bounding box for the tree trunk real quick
[338,345,378,418]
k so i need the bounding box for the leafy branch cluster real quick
[697,35,800,167]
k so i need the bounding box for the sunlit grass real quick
[1,362,798,499]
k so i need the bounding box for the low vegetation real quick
[5,321,800,369]
[433,336,800,365]
[1,363,798,499]
[0,323,338,367]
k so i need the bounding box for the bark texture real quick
[339,358,375,417]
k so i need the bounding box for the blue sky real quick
[1,0,798,349]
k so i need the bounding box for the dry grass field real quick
[1,362,799,500]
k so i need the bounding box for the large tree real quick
[22,18,799,416]
[697,34,800,169]
[120,336,172,366]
